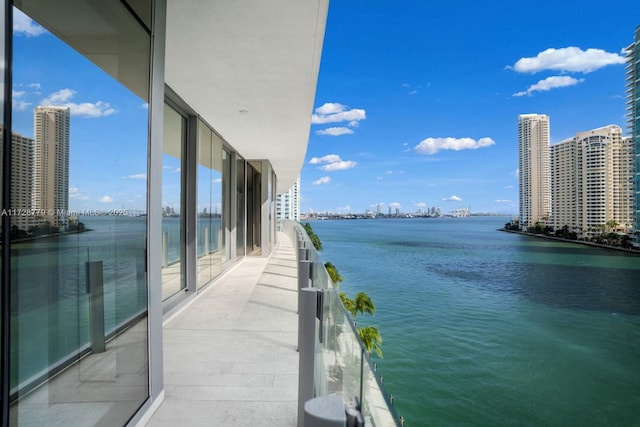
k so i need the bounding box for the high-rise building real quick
[0,127,36,232]
[518,113,550,230]
[626,25,640,246]
[33,106,70,230]
[550,125,634,238]
[278,175,300,221]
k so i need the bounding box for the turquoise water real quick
[310,217,640,427]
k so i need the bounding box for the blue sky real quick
[12,8,150,212]
[301,0,639,215]
[9,4,640,215]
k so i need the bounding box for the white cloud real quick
[100,195,114,203]
[443,195,462,202]
[310,154,356,171]
[124,173,146,179]
[513,75,584,97]
[41,89,117,117]
[12,90,31,112]
[315,127,354,136]
[312,102,366,125]
[337,205,352,212]
[13,9,47,36]
[69,187,89,200]
[414,202,427,208]
[511,47,625,74]
[320,160,357,171]
[496,199,512,203]
[504,185,514,189]
[389,202,401,208]
[414,137,495,155]
[312,176,331,185]
[309,154,342,164]
[212,178,222,183]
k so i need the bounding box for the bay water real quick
[310,216,640,427]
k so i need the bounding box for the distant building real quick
[626,25,640,246]
[518,113,550,230]
[550,125,634,238]
[0,127,36,232]
[33,106,70,230]
[278,175,300,221]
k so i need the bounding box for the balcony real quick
[145,223,400,426]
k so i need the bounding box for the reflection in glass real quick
[196,121,222,288]
[222,150,231,263]
[236,158,246,258]
[162,104,186,299]
[9,2,150,425]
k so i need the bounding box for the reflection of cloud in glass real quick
[41,88,117,118]
[13,9,48,37]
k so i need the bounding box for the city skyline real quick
[301,1,638,215]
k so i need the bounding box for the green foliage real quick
[358,326,383,358]
[339,290,382,357]
[353,292,376,319]
[302,222,323,251]
[339,292,355,317]
[325,262,343,286]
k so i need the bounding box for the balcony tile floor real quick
[145,233,299,426]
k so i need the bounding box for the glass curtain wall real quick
[162,104,186,300]
[8,1,151,425]
[236,158,246,258]
[222,149,231,263]
[0,1,6,417]
[196,120,222,288]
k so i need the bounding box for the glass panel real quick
[221,149,231,263]
[210,133,222,278]
[9,2,149,425]
[196,122,222,289]
[196,121,212,287]
[162,104,185,299]
[236,158,245,258]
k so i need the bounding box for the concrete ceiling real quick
[165,0,328,194]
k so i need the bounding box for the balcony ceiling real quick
[165,0,328,193]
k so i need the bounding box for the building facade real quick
[0,129,35,232]
[278,175,300,221]
[32,106,70,230]
[0,1,328,425]
[626,25,640,246]
[550,125,634,238]
[518,113,551,230]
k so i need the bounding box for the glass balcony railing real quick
[282,220,402,427]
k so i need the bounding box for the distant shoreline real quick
[499,228,640,256]
[303,213,511,221]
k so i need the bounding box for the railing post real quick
[298,287,318,427]
[86,260,105,353]
[298,259,311,323]
[304,395,346,426]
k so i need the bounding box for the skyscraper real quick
[0,127,35,232]
[278,175,300,221]
[550,125,634,238]
[626,25,640,246]
[518,113,550,230]
[33,106,70,230]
